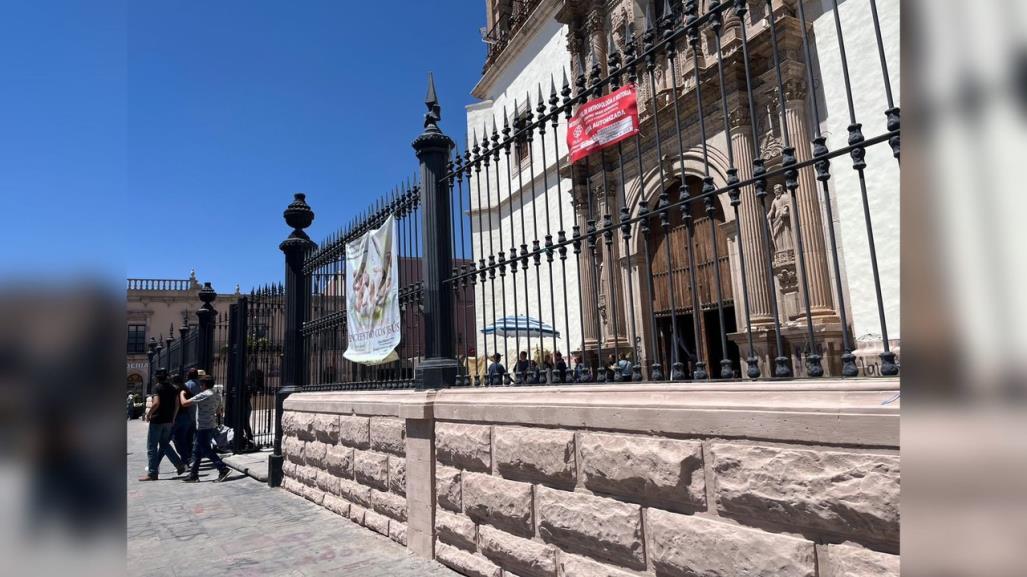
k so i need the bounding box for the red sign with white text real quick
[567,84,640,163]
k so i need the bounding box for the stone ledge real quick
[284,380,899,447]
[284,390,437,419]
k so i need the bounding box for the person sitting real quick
[487,353,511,386]
[553,351,568,383]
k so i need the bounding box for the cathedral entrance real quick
[648,177,741,376]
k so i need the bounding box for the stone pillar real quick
[585,4,607,76]
[599,185,627,349]
[781,78,834,319]
[729,107,774,326]
[405,417,435,559]
[574,182,600,353]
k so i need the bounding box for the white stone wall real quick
[466,13,583,364]
[813,0,901,343]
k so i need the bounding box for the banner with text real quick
[344,215,400,365]
[567,84,640,163]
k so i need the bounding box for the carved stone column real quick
[781,78,834,319]
[585,3,607,76]
[599,182,627,349]
[573,176,601,353]
[729,106,774,326]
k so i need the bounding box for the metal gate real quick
[223,285,285,452]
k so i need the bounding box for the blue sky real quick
[0,1,486,292]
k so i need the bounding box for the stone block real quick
[711,443,900,544]
[354,450,390,491]
[437,422,491,472]
[478,525,557,577]
[364,509,391,536]
[437,465,462,512]
[323,494,350,518]
[536,486,644,568]
[281,476,303,496]
[339,415,370,449]
[325,444,354,478]
[370,417,406,456]
[283,436,304,464]
[294,412,316,441]
[303,441,328,468]
[580,432,705,510]
[338,479,372,508]
[389,456,406,496]
[281,411,298,436]
[494,426,575,487]
[462,472,533,536]
[313,414,340,444]
[282,460,297,478]
[371,489,407,522]
[389,521,407,546]
[349,504,367,525]
[830,544,900,577]
[436,509,477,551]
[559,553,638,577]
[295,464,318,487]
[436,543,501,577]
[315,470,340,494]
[648,509,815,577]
[300,484,325,506]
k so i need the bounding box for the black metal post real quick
[230,299,249,453]
[146,338,157,394]
[269,192,314,487]
[412,73,459,389]
[178,321,189,376]
[196,282,217,374]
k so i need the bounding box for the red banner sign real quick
[567,84,640,163]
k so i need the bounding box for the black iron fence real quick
[137,0,900,486]
[443,0,899,385]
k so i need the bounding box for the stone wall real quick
[280,412,410,547]
[280,382,899,577]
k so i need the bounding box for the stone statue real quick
[767,183,793,257]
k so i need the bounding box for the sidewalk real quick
[127,419,457,577]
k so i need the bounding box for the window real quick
[514,104,531,169]
[127,324,147,354]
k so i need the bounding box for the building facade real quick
[467,0,899,377]
[126,271,239,393]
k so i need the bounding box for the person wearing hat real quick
[139,368,186,481]
[172,368,201,465]
[486,352,511,386]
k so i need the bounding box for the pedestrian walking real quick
[139,369,186,481]
[172,369,200,464]
[179,375,231,483]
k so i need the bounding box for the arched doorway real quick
[648,177,740,376]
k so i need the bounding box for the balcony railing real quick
[482,0,542,72]
[127,278,193,291]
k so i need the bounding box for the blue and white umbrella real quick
[481,315,560,339]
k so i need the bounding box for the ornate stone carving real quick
[760,133,783,161]
[729,106,751,130]
[782,78,807,102]
[766,183,793,263]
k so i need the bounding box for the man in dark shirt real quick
[553,351,568,382]
[139,369,185,481]
[487,353,511,386]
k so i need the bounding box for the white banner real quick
[344,215,400,365]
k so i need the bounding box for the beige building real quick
[126,271,239,393]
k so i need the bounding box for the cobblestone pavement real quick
[127,419,458,577]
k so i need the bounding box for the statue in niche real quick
[767,183,793,264]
